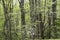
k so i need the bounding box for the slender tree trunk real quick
[29,0,36,39]
[8,1,13,40]
[52,0,57,38]
[2,0,13,40]
[2,0,7,40]
[18,0,26,40]
[35,0,39,39]
[37,0,44,39]
[47,7,51,39]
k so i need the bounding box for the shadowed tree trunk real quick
[2,0,13,40]
[52,0,57,38]
[37,0,44,39]
[35,0,39,39]
[18,0,26,40]
[35,0,45,39]
[29,0,36,39]
[47,7,51,39]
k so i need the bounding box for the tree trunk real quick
[47,7,51,39]
[18,0,26,40]
[29,0,36,39]
[2,0,13,40]
[52,0,57,38]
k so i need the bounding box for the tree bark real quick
[52,0,57,38]
[2,0,13,40]
[29,0,36,39]
[47,7,51,39]
[18,0,26,40]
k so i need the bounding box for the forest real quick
[0,0,60,40]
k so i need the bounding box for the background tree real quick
[52,0,57,38]
[2,0,13,40]
[29,0,36,39]
[18,0,27,40]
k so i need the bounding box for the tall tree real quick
[52,0,57,38]
[37,0,44,39]
[35,0,45,39]
[29,0,36,39]
[18,0,26,40]
[43,0,46,38]
[47,7,51,38]
[35,0,39,39]
[2,0,13,40]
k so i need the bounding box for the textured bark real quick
[35,0,39,38]
[2,0,13,40]
[38,0,44,39]
[35,0,45,39]
[52,0,57,38]
[29,0,36,39]
[47,7,51,38]
[2,0,8,40]
[19,0,25,25]
[18,0,26,40]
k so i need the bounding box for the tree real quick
[2,0,13,40]
[18,0,27,40]
[52,0,57,38]
[29,0,36,39]
[47,7,51,38]
[37,0,44,39]
[35,0,39,39]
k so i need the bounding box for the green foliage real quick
[0,0,60,40]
